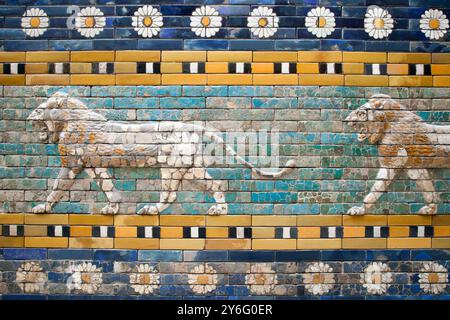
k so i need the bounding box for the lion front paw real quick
[32,203,51,214]
[418,204,437,215]
[101,203,119,215]
[208,205,228,216]
[347,206,366,216]
[137,205,159,215]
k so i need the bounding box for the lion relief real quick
[27,92,296,215]
[345,94,449,215]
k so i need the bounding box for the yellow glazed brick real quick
[345,75,388,87]
[0,75,25,85]
[251,227,275,238]
[160,63,182,73]
[388,215,432,226]
[70,226,92,237]
[208,74,253,85]
[115,51,160,62]
[433,76,450,87]
[70,63,92,74]
[388,238,431,249]
[26,51,70,62]
[24,225,47,237]
[114,238,159,249]
[26,75,70,86]
[208,51,252,62]
[115,227,137,238]
[25,214,68,225]
[114,215,159,226]
[114,62,136,73]
[207,215,251,226]
[69,214,113,225]
[160,215,205,226]
[343,52,386,63]
[25,237,68,248]
[116,74,160,85]
[25,63,48,74]
[389,76,433,87]
[431,65,450,75]
[206,227,229,238]
[299,74,343,86]
[70,238,114,249]
[342,63,364,74]
[205,62,229,73]
[0,214,24,224]
[298,51,342,62]
[162,51,206,62]
[160,239,205,250]
[160,227,183,238]
[434,226,450,237]
[162,74,207,85]
[71,51,115,62]
[343,215,387,226]
[388,53,431,64]
[297,63,319,74]
[389,227,410,237]
[387,64,409,75]
[432,53,450,63]
[432,238,450,249]
[343,227,366,238]
[298,227,321,238]
[342,238,387,249]
[0,237,24,247]
[251,63,274,73]
[0,52,26,62]
[205,239,251,250]
[433,216,450,225]
[71,75,115,85]
[252,215,296,226]
[0,64,2,73]
[252,239,296,250]
[297,215,342,226]
[253,51,297,62]
[297,239,341,249]
[253,74,298,85]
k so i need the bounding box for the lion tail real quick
[205,131,296,178]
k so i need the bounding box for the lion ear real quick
[51,92,68,109]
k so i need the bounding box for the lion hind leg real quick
[138,168,185,215]
[347,168,399,215]
[187,168,228,216]
[85,168,120,215]
[407,169,439,215]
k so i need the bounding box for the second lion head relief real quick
[27,92,296,216]
[344,94,449,216]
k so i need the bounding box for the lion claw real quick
[207,205,228,216]
[101,203,119,215]
[32,203,51,214]
[418,204,437,215]
[347,206,366,216]
[138,205,159,215]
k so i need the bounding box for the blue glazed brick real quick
[184,40,229,50]
[137,86,181,97]
[366,250,411,261]
[139,250,182,261]
[48,249,93,260]
[183,251,228,261]
[321,250,367,261]
[4,40,48,51]
[4,248,47,260]
[138,39,183,50]
[160,97,205,109]
[411,250,450,261]
[229,251,275,262]
[183,86,227,97]
[49,40,93,51]
[93,250,138,261]
[276,251,321,261]
[230,40,275,50]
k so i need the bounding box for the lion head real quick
[344,94,411,144]
[27,92,106,143]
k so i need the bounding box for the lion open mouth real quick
[348,122,368,142]
[32,121,49,142]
